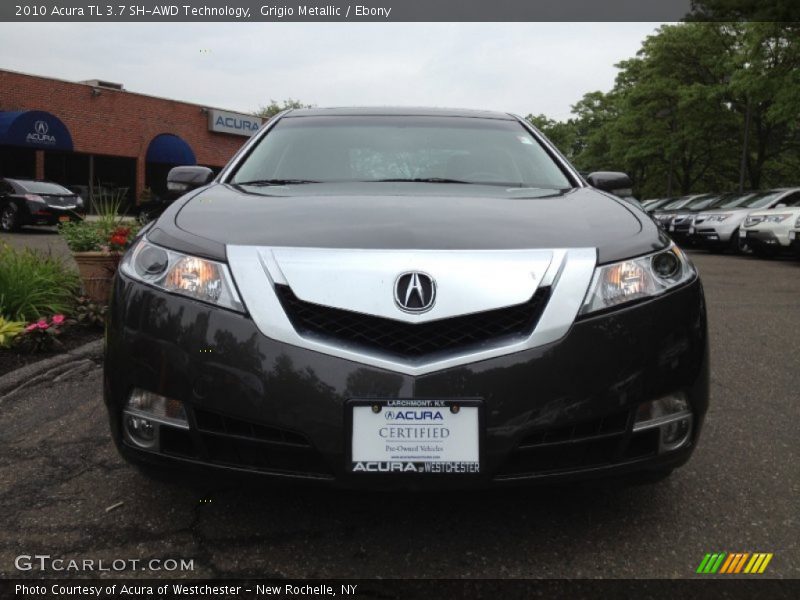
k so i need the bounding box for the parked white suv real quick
[739,188,800,257]
[788,215,800,258]
[692,189,798,253]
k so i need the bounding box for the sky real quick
[0,22,663,120]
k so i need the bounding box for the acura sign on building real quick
[208,109,262,137]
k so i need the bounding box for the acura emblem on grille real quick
[394,272,436,313]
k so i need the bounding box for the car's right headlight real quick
[120,238,244,312]
[579,244,696,316]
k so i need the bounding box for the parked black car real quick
[0,178,84,231]
[105,107,708,489]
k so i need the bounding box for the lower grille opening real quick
[519,410,629,447]
[625,429,660,459]
[496,409,659,478]
[201,435,332,477]
[194,408,310,447]
[501,436,622,475]
[160,409,333,478]
[160,427,196,458]
[274,284,551,360]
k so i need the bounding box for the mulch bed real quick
[0,325,103,378]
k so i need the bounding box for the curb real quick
[0,338,104,401]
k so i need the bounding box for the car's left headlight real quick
[120,238,245,312]
[744,215,764,227]
[579,244,695,316]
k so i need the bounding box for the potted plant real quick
[59,187,139,303]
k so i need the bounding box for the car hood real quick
[747,206,800,217]
[148,182,667,264]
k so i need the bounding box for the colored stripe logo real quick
[696,552,773,574]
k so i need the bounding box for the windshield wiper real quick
[367,177,476,184]
[235,179,320,186]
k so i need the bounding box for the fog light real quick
[126,389,188,427]
[124,415,156,448]
[634,393,693,452]
[634,393,688,423]
[661,417,691,447]
[123,390,188,449]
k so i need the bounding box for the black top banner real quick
[3,0,796,23]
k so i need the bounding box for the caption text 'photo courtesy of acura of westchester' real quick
[105,107,708,488]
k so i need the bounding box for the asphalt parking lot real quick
[0,234,798,579]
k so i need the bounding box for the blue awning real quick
[0,110,74,151]
[146,133,196,165]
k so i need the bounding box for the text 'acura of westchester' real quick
[105,107,708,488]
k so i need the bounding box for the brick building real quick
[0,68,262,207]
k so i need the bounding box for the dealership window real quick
[92,154,136,211]
[0,146,36,179]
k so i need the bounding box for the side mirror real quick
[166,166,214,198]
[586,171,633,197]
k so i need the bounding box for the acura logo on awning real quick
[27,120,55,145]
[394,272,436,313]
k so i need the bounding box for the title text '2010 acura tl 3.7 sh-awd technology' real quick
[105,108,708,488]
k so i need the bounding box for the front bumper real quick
[669,224,694,246]
[692,226,734,247]
[104,273,709,488]
[791,231,800,255]
[743,229,791,251]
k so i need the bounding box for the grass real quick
[0,243,81,322]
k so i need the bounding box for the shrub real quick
[59,187,139,253]
[74,296,108,328]
[58,221,106,252]
[16,314,68,353]
[0,243,81,321]
[0,316,26,348]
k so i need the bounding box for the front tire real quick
[728,229,747,254]
[0,202,21,232]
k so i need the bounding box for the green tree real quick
[255,98,313,119]
[525,114,579,161]
[533,22,800,198]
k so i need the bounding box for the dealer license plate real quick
[350,399,480,474]
[58,215,71,222]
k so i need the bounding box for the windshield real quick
[231,116,573,189]
[662,196,695,210]
[684,194,720,210]
[721,191,782,209]
[16,180,73,195]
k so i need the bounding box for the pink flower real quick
[52,315,65,325]
[25,323,38,332]
[36,320,49,330]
